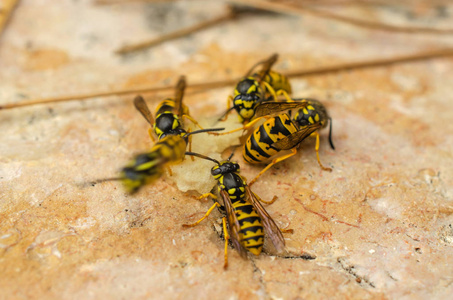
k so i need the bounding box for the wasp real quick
[120,76,224,193]
[242,99,335,185]
[210,99,334,184]
[134,75,202,142]
[182,152,287,269]
[220,53,292,123]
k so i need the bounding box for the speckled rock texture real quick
[1,1,453,299]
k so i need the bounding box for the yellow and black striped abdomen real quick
[233,199,264,255]
[221,172,264,255]
[243,113,298,164]
[155,99,176,116]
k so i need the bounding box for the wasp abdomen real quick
[243,114,298,164]
[233,200,264,255]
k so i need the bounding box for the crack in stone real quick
[386,271,398,282]
[337,257,375,288]
[278,253,317,260]
[249,258,270,300]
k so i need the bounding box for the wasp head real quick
[211,161,240,179]
[160,128,186,139]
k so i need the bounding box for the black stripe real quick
[234,203,255,215]
[240,226,264,234]
[248,133,271,160]
[242,234,264,241]
[257,122,275,149]
[243,144,261,163]
[156,103,175,116]
[247,127,273,159]
[238,216,261,226]
[245,244,264,250]
[269,116,293,138]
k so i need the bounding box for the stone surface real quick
[1,0,453,299]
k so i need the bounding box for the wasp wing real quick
[174,75,186,118]
[245,54,278,81]
[220,189,248,259]
[245,186,285,254]
[254,101,309,118]
[271,123,322,150]
[133,96,155,125]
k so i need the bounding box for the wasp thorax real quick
[155,113,181,136]
[236,78,256,93]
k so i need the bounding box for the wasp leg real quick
[222,217,230,269]
[262,81,278,101]
[197,193,218,200]
[147,128,157,142]
[281,228,294,234]
[315,132,332,172]
[210,116,265,136]
[182,202,220,227]
[253,193,278,205]
[182,114,204,130]
[166,166,173,176]
[249,148,298,186]
[186,128,195,161]
[219,95,234,122]
[276,89,293,102]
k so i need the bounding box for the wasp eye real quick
[211,168,221,176]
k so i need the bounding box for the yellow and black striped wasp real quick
[210,98,334,185]
[242,99,335,185]
[182,152,287,269]
[134,75,202,142]
[120,76,224,193]
[220,53,292,123]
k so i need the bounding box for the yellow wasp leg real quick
[253,193,278,205]
[222,217,230,269]
[281,228,294,234]
[182,114,204,130]
[211,116,265,136]
[166,166,173,176]
[182,202,220,227]
[147,128,157,142]
[262,81,278,101]
[249,148,298,186]
[219,95,234,122]
[315,132,332,172]
[276,89,293,102]
[197,192,218,200]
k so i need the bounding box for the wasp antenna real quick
[83,177,122,188]
[185,152,220,165]
[227,146,240,161]
[186,127,225,137]
[328,117,335,150]
[216,107,235,124]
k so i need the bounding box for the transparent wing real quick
[133,95,155,125]
[174,75,186,118]
[254,101,309,118]
[245,186,285,254]
[220,189,248,258]
[245,53,278,81]
[271,123,322,150]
